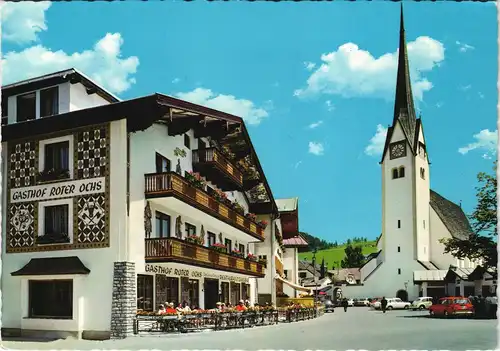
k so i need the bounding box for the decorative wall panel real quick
[9,142,37,189]
[6,123,111,253]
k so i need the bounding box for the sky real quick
[1,1,497,243]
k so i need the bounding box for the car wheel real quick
[419,305,426,310]
[444,311,449,318]
[387,306,393,310]
[404,305,409,310]
[430,310,435,317]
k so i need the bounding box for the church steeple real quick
[392,4,417,151]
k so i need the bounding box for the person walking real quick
[381,296,388,313]
[341,297,349,312]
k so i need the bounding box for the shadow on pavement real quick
[2,337,61,343]
[396,314,430,319]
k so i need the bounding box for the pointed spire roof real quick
[392,4,417,151]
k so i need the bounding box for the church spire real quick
[392,4,417,150]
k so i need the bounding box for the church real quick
[340,7,494,301]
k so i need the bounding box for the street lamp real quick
[312,247,318,302]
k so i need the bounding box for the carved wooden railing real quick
[192,148,244,187]
[144,172,265,240]
[145,238,265,277]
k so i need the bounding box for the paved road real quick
[3,307,497,350]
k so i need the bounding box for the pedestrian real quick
[341,297,348,312]
[381,296,388,313]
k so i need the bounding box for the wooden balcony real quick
[275,256,284,276]
[145,172,265,241]
[192,148,244,191]
[145,238,265,277]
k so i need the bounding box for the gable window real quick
[155,153,171,173]
[155,212,171,238]
[40,87,59,117]
[398,166,405,178]
[299,272,307,278]
[392,168,399,179]
[398,246,401,252]
[17,92,36,122]
[398,268,401,275]
[420,167,425,179]
[29,280,73,319]
[239,243,245,255]
[398,220,401,229]
[225,238,232,253]
[184,134,191,149]
[208,232,216,247]
[185,223,196,237]
[1,97,8,125]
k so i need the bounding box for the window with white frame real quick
[17,92,36,122]
[39,136,74,181]
[38,199,73,245]
[40,87,59,118]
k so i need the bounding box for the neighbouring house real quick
[328,268,362,286]
[1,69,288,340]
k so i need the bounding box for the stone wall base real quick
[110,261,136,339]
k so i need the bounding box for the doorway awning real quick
[11,256,91,276]
[275,275,312,292]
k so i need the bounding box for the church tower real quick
[380,6,431,275]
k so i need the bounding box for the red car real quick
[429,297,475,318]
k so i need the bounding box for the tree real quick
[346,239,351,245]
[341,244,365,268]
[440,162,497,272]
[320,258,326,278]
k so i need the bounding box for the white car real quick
[386,298,411,310]
[410,297,433,310]
[347,299,354,307]
[360,298,371,306]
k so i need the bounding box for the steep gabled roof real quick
[430,190,472,240]
[276,197,298,212]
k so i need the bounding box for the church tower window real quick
[397,220,401,228]
[397,268,401,275]
[398,166,405,178]
[420,167,425,179]
[397,246,400,252]
[392,168,399,179]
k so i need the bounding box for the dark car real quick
[324,299,335,313]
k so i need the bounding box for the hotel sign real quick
[145,264,250,283]
[10,177,106,203]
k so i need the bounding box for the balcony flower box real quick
[245,213,257,221]
[185,235,203,246]
[258,257,267,267]
[246,253,257,261]
[213,188,228,203]
[231,249,244,258]
[257,220,268,229]
[232,202,245,215]
[185,171,206,190]
[37,168,70,183]
[211,243,227,254]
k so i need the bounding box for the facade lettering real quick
[145,264,249,283]
[10,177,106,203]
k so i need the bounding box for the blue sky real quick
[2,2,497,243]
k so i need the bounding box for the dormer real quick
[1,68,119,126]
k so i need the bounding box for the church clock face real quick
[390,142,406,159]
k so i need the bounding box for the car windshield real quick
[454,299,469,305]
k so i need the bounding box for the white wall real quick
[282,247,298,297]
[69,83,110,112]
[1,120,129,333]
[255,214,276,300]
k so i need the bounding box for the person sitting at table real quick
[235,300,247,311]
[157,304,166,314]
[181,300,191,312]
[216,302,223,310]
[165,302,177,314]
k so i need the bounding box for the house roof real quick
[301,277,331,287]
[298,260,321,276]
[359,250,382,270]
[413,270,448,282]
[283,235,308,247]
[430,190,472,240]
[276,197,298,212]
[11,256,91,276]
[2,68,120,103]
[417,260,440,270]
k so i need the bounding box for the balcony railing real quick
[275,256,284,276]
[144,172,265,241]
[192,148,244,190]
[145,238,265,277]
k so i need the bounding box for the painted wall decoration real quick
[9,142,37,189]
[144,201,152,239]
[8,203,36,248]
[6,123,110,253]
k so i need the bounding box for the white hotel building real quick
[1,69,296,339]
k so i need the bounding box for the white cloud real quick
[2,2,51,44]
[308,121,323,129]
[458,129,498,158]
[2,33,139,94]
[456,40,475,53]
[175,88,270,125]
[172,78,180,84]
[294,36,445,102]
[325,100,335,112]
[308,141,324,156]
[365,124,388,156]
[304,61,316,71]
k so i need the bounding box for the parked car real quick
[410,297,433,311]
[360,298,371,306]
[386,298,411,310]
[370,298,382,309]
[324,299,335,313]
[347,299,354,307]
[429,297,475,318]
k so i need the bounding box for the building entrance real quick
[204,279,219,309]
